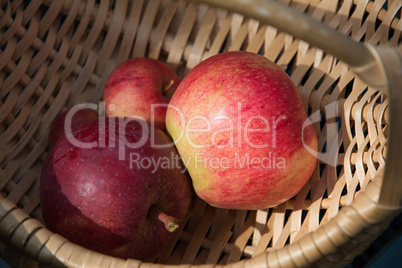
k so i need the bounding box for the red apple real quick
[40,117,193,260]
[48,107,99,149]
[166,51,318,210]
[103,58,181,131]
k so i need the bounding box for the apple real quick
[48,107,99,149]
[103,58,181,131]
[40,117,193,260]
[165,51,318,210]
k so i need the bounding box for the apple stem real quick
[149,206,179,233]
[163,80,175,94]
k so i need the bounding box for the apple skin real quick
[103,58,181,131]
[40,117,193,260]
[48,108,99,149]
[165,51,318,210]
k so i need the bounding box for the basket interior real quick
[0,0,400,266]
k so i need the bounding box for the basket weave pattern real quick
[0,0,401,267]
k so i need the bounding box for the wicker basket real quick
[0,0,401,267]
